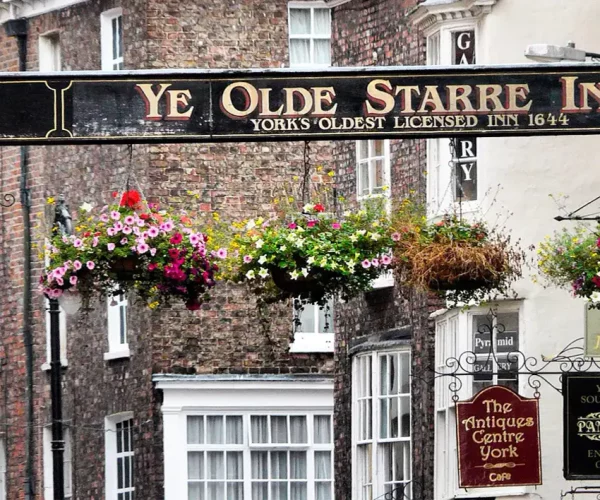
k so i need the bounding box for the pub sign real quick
[456,385,542,488]
[563,373,600,479]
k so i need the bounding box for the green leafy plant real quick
[537,225,600,307]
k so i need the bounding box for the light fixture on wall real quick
[524,41,600,62]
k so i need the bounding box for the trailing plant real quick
[537,224,600,307]
[392,199,523,304]
[40,190,226,310]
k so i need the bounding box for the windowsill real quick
[371,272,394,289]
[41,360,68,371]
[453,487,527,498]
[290,333,334,353]
[103,348,131,361]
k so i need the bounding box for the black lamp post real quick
[47,195,72,500]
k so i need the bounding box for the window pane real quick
[316,482,332,500]
[271,416,288,444]
[359,162,369,196]
[357,141,368,160]
[227,452,243,480]
[271,482,288,500]
[313,9,330,35]
[271,452,288,479]
[315,451,331,480]
[380,398,388,439]
[189,484,205,500]
[290,451,307,479]
[295,304,315,333]
[188,416,204,444]
[318,303,333,333]
[373,159,385,192]
[373,140,384,157]
[380,355,388,396]
[290,39,310,65]
[292,483,308,499]
[188,452,204,480]
[252,483,267,499]
[207,416,224,444]
[226,416,243,444]
[251,416,269,444]
[400,396,410,438]
[251,452,268,479]
[400,353,410,394]
[207,452,224,480]
[389,354,398,395]
[208,483,225,499]
[290,416,307,443]
[314,39,331,65]
[227,482,243,500]
[314,416,331,444]
[390,398,399,439]
[289,9,310,35]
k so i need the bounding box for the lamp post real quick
[524,41,600,62]
[47,195,72,500]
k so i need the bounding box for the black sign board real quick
[4,64,600,144]
[563,373,600,479]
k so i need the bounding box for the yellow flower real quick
[327,171,335,177]
[46,196,55,204]
[288,196,294,203]
[148,301,160,310]
[316,165,323,172]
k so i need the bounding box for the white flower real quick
[258,255,267,264]
[591,291,600,303]
[349,234,359,243]
[279,245,287,252]
[294,238,305,248]
[296,226,305,233]
[346,260,356,269]
[258,268,269,278]
[330,261,338,270]
[255,239,264,248]
[290,270,300,280]
[246,219,256,230]
[303,204,313,212]
[301,268,309,278]
[370,233,381,241]
[357,229,366,236]
[246,270,256,280]
[80,202,93,212]
[307,256,316,265]
[343,210,351,217]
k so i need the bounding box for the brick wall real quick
[330,1,436,499]
[0,0,334,497]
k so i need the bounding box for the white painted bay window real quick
[101,8,124,71]
[105,413,135,500]
[39,32,61,71]
[157,376,334,500]
[290,299,334,353]
[288,3,331,67]
[105,293,129,360]
[353,350,411,499]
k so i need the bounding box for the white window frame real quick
[352,348,412,500]
[105,412,135,500]
[104,293,130,361]
[43,427,73,499]
[39,31,61,72]
[101,8,123,71]
[0,438,6,500]
[288,2,331,68]
[424,22,480,218]
[290,299,334,353]
[156,377,334,500]
[433,303,525,500]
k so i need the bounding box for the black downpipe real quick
[4,18,35,500]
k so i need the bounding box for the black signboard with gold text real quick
[563,373,600,479]
[4,64,600,144]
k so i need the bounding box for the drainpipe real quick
[4,18,35,500]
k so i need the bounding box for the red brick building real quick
[0,0,433,499]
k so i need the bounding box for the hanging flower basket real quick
[223,201,395,305]
[392,204,522,304]
[40,190,227,310]
[537,224,600,307]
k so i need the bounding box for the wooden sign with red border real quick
[456,385,542,488]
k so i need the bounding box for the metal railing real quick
[373,483,412,500]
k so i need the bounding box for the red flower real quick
[139,213,151,220]
[112,191,119,198]
[593,276,600,288]
[148,263,158,271]
[180,215,191,224]
[120,190,142,208]
[83,231,91,237]
[307,220,317,228]
[314,203,325,213]
[170,233,183,245]
[435,220,445,227]
[185,298,202,311]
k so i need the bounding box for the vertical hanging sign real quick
[563,373,600,479]
[456,385,542,487]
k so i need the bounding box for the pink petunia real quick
[148,263,158,271]
[120,238,128,245]
[136,219,145,227]
[49,288,63,298]
[110,210,121,221]
[107,243,116,251]
[148,227,159,238]
[69,275,78,286]
[122,226,132,235]
[73,260,82,270]
[92,236,99,247]
[107,228,116,236]
[371,258,380,267]
[361,259,371,269]
[381,255,392,266]
[161,221,174,232]
[189,233,201,245]
[307,220,317,228]
[124,215,135,225]
[56,277,64,286]
[150,248,157,256]
[100,213,110,223]
[332,222,341,229]
[391,232,401,242]
[288,223,297,230]
[73,238,83,248]
[86,261,95,270]
[170,233,183,245]
[243,255,253,263]
[114,221,123,231]
[217,248,228,259]
[137,243,150,254]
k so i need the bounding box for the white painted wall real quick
[433,0,600,498]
